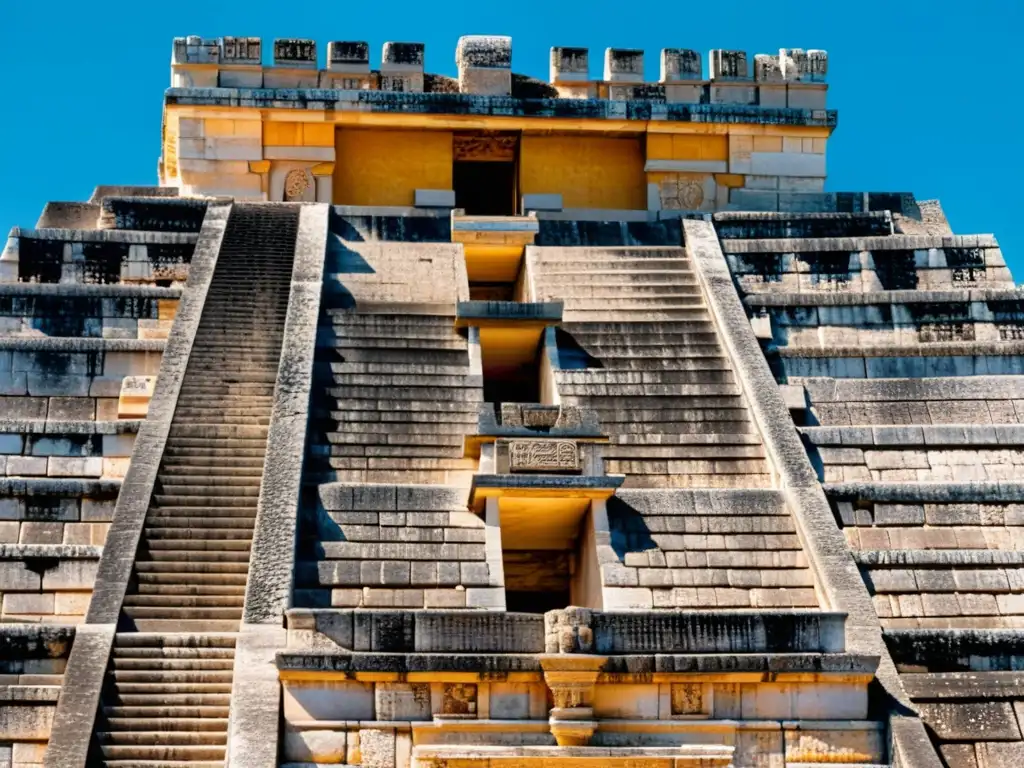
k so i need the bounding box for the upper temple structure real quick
[0,32,1018,768]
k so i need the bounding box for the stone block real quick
[7,456,47,476]
[785,728,885,763]
[359,728,396,768]
[604,48,643,82]
[3,592,54,616]
[661,48,701,81]
[414,189,456,208]
[917,702,1022,741]
[283,726,346,763]
[328,41,370,72]
[19,522,63,545]
[41,559,98,590]
[274,38,317,67]
[376,682,430,720]
[523,194,563,212]
[710,50,749,80]
[550,47,589,83]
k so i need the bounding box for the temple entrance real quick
[454,161,517,215]
[452,132,519,216]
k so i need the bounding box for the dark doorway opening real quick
[453,161,517,216]
[503,551,572,614]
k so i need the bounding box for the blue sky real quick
[1,0,1019,277]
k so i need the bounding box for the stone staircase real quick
[308,311,481,485]
[91,204,300,766]
[530,246,771,488]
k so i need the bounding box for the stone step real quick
[113,634,236,650]
[168,424,268,439]
[122,607,242,622]
[143,527,254,541]
[338,349,468,365]
[329,362,470,376]
[319,431,464,447]
[328,373,476,387]
[142,539,251,551]
[138,549,251,561]
[562,310,712,321]
[103,717,229,732]
[105,707,229,722]
[112,650,235,663]
[100,760,224,768]
[159,460,266,473]
[130,619,241,633]
[155,485,261,499]
[162,446,268,459]
[98,744,226,760]
[132,584,246,597]
[533,270,694,283]
[152,494,258,507]
[146,512,257,525]
[123,594,245,609]
[322,410,479,425]
[109,669,235,684]
[136,571,249,585]
[98,731,227,746]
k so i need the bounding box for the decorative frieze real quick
[506,439,580,473]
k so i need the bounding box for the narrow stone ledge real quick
[0,544,102,560]
[901,671,1024,699]
[777,340,1024,358]
[0,625,75,658]
[884,628,1024,671]
[824,482,1024,503]
[10,227,198,245]
[801,424,1024,447]
[854,550,1024,567]
[747,288,1024,307]
[0,283,182,299]
[0,419,142,435]
[0,685,62,703]
[0,337,165,353]
[0,478,121,497]
[721,233,998,254]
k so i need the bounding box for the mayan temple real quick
[0,31,1020,768]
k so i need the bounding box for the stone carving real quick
[274,39,316,65]
[710,49,749,80]
[453,133,517,162]
[329,41,369,66]
[284,169,311,202]
[680,181,705,209]
[221,37,261,65]
[522,405,561,429]
[661,49,702,81]
[457,36,512,69]
[508,439,579,472]
[671,683,704,715]
[544,607,594,654]
[441,683,477,716]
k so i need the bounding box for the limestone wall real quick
[0,193,201,629]
[718,206,1024,761]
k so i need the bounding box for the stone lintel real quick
[468,473,624,511]
[454,300,563,327]
[275,650,877,679]
[282,608,851,656]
